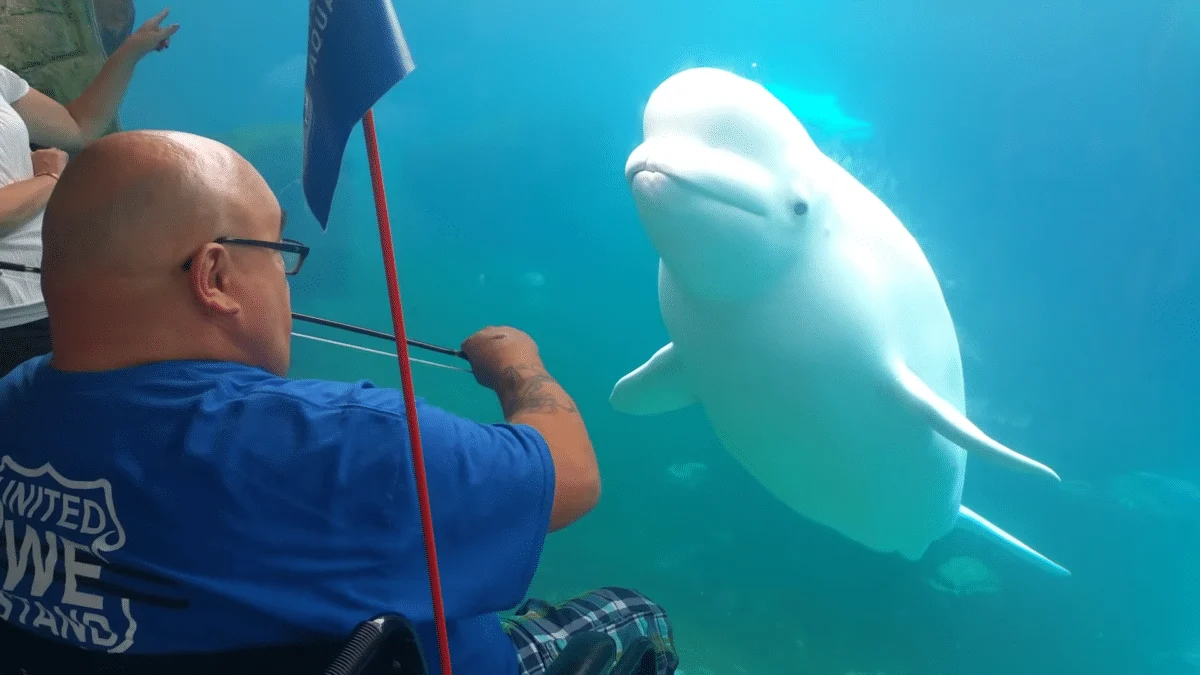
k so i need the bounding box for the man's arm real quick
[491,362,600,532]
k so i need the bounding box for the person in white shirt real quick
[0,8,178,376]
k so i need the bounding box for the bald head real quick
[42,130,272,277]
[41,129,295,376]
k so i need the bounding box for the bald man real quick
[0,130,678,675]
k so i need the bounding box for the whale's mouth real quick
[624,157,653,183]
[627,158,769,217]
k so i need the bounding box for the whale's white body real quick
[611,66,1068,575]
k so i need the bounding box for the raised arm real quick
[11,9,179,152]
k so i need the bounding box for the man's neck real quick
[48,315,248,373]
[49,347,242,373]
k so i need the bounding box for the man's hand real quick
[120,8,181,59]
[31,149,68,177]
[461,326,543,391]
[461,326,577,418]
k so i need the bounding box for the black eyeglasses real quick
[182,237,310,275]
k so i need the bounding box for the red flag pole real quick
[361,108,454,675]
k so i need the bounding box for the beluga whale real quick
[610,66,1070,576]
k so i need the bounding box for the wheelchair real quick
[0,611,660,675]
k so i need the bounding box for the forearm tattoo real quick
[496,364,579,417]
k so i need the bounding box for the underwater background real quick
[117,0,1200,673]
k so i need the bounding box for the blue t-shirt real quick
[0,355,555,675]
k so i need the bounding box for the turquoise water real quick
[121,1,1200,673]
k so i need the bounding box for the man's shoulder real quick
[0,354,48,403]
[193,361,417,421]
[2,356,421,422]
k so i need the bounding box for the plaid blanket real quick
[501,587,679,675]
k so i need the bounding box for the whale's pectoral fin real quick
[888,359,1060,482]
[610,342,697,415]
[956,505,1071,577]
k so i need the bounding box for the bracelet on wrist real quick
[35,171,60,181]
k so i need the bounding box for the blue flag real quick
[302,0,415,229]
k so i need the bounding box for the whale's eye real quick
[793,200,809,216]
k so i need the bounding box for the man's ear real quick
[188,243,241,316]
